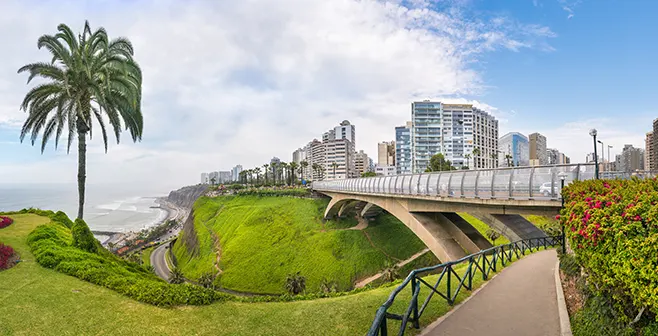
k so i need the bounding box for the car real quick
[538,182,553,196]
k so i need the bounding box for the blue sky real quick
[0,0,655,188]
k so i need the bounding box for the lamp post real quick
[558,172,568,254]
[589,129,599,179]
[597,140,605,173]
[607,145,613,171]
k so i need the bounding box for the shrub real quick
[485,228,501,245]
[28,223,226,306]
[0,243,15,269]
[559,178,658,321]
[169,267,186,284]
[319,278,338,294]
[558,252,580,277]
[198,272,215,289]
[285,272,306,295]
[0,216,13,229]
[51,211,74,228]
[71,219,98,253]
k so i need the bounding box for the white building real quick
[200,173,209,184]
[378,141,396,166]
[231,165,243,182]
[322,120,356,179]
[375,165,397,176]
[410,101,498,172]
[354,150,370,176]
[498,132,529,167]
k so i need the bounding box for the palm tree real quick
[505,154,513,167]
[300,160,309,181]
[263,164,269,184]
[331,162,338,178]
[464,154,471,170]
[210,177,217,185]
[280,162,289,185]
[254,167,261,185]
[289,162,298,184]
[472,147,481,170]
[18,21,143,220]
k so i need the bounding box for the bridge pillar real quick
[439,213,493,252]
[472,213,547,242]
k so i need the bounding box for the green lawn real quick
[0,213,546,335]
[142,246,155,267]
[458,213,511,245]
[173,196,427,294]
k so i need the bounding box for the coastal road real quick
[151,242,172,281]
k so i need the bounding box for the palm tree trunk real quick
[77,130,87,219]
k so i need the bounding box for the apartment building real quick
[354,150,370,176]
[529,133,548,166]
[498,132,529,167]
[395,122,412,174]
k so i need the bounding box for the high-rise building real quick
[395,122,412,175]
[586,152,597,163]
[646,131,655,171]
[354,150,370,176]
[322,120,356,179]
[200,173,209,184]
[498,132,529,167]
[231,165,243,182]
[529,133,548,166]
[409,101,498,172]
[218,171,232,183]
[654,119,658,170]
[618,144,644,173]
[546,148,559,165]
[292,148,307,165]
[308,139,325,180]
[377,141,396,166]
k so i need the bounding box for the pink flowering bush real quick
[559,177,658,320]
[0,216,13,229]
[0,243,15,269]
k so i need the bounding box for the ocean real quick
[0,183,171,241]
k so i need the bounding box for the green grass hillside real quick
[0,213,514,336]
[173,196,427,294]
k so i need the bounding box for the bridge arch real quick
[322,192,468,262]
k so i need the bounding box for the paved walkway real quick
[422,249,560,336]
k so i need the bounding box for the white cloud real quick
[0,0,556,188]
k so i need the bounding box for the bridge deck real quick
[421,249,560,336]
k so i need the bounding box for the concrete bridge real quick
[313,164,599,263]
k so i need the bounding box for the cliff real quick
[166,185,208,209]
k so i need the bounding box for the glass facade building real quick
[395,122,412,175]
[498,132,529,167]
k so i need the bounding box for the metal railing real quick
[366,235,563,336]
[313,164,649,201]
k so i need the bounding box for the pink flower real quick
[586,197,593,201]
[555,215,561,220]
[635,215,642,221]
[606,202,612,207]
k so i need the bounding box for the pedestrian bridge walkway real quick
[421,249,560,336]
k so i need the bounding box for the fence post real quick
[411,277,420,329]
[380,317,388,336]
[468,256,473,289]
[446,265,452,304]
[482,254,487,280]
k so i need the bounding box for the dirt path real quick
[202,206,224,275]
[345,215,368,230]
[355,248,431,288]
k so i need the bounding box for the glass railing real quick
[312,164,645,200]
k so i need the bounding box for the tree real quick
[18,21,143,220]
[331,162,338,178]
[169,266,185,284]
[486,228,501,245]
[254,167,261,185]
[285,272,306,295]
[472,148,481,170]
[361,171,377,177]
[289,161,298,184]
[319,278,338,294]
[426,153,455,172]
[280,162,289,185]
[464,153,471,170]
[263,164,269,184]
[505,154,513,167]
[300,160,309,181]
[197,272,215,289]
[210,177,217,185]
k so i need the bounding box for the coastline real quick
[101,198,185,247]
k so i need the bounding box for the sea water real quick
[0,183,170,236]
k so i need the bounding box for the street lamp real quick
[558,172,568,254]
[589,129,599,179]
[597,140,605,173]
[607,145,613,171]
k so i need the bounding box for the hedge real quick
[28,222,227,306]
[0,216,13,229]
[0,243,15,269]
[559,177,658,321]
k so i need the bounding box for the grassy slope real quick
[142,246,155,267]
[365,213,428,260]
[174,196,427,294]
[0,213,500,336]
[458,213,511,245]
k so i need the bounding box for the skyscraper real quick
[529,133,548,166]
[377,141,396,166]
[395,122,412,174]
[409,101,498,172]
[646,131,655,171]
[652,119,658,170]
[323,120,356,179]
[231,165,243,182]
[498,132,529,167]
[618,144,644,173]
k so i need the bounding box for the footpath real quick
[421,249,560,336]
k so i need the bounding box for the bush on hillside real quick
[559,177,658,321]
[0,216,13,229]
[285,272,306,295]
[51,211,74,229]
[28,223,226,306]
[0,243,16,269]
[71,219,98,253]
[235,188,310,198]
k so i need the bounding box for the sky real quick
[0,0,656,191]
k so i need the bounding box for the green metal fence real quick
[366,235,563,336]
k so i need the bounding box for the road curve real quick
[151,243,171,281]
